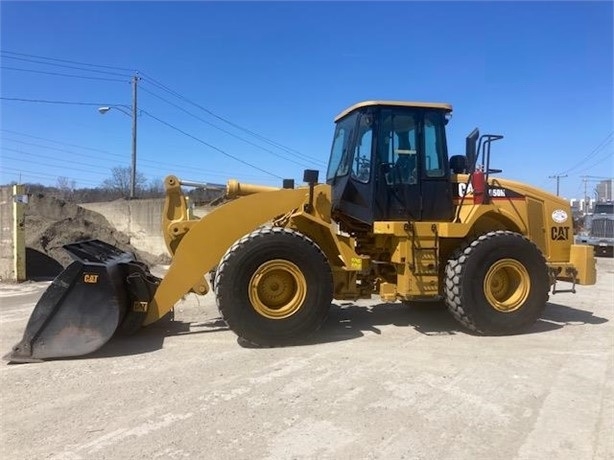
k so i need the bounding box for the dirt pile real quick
[25,193,162,270]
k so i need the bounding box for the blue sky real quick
[1,1,612,199]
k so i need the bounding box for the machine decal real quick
[350,257,363,270]
[132,301,148,312]
[83,274,99,284]
[455,183,524,200]
[550,226,570,241]
[551,209,568,224]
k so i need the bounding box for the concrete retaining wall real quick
[0,187,13,280]
[0,185,26,281]
[80,199,167,257]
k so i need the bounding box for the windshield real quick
[326,113,357,181]
[594,203,614,214]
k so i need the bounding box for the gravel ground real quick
[0,258,612,460]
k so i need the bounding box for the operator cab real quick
[326,101,454,225]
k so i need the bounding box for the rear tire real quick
[215,227,333,346]
[444,231,549,334]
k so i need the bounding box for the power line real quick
[0,54,133,77]
[1,166,101,187]
[140,85,318,168]
[1,50,137,73]
[573,151,614,175]
[0,66,128,83]
[0,96,122,106]
[2,158,106,181]
[1,128,122,154]
[140,73,324,164]
[0,135,271,181]
[2,148,112,176]
[557,132,613,175]
[2,97,291,179]
[1,137,127,160]
[141,109,285,180]
[2,50,318,168]
[1,128,279,180]
[578,175,614,181]
[1,139,129,179]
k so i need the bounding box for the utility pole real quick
[130,74,139,199]
[581,175,589,213]
[98,74,140,199]
[548,174,567,196]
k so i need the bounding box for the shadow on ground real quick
[532,302,610,332]
[81,300,608,359]
[315,301,460,342]
[293,300,609,346]
[84,315,228,360]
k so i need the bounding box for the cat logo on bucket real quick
[83,274,99,284]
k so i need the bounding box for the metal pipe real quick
[226,179,281,198]
[179,179,226,190]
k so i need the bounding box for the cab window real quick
[379,111,418,185]
[351,115,373,183]
[326,113,357,181]
[423,112,447,178]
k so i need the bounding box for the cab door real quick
[420,111,454,222]
[373,109,453,222]
[373,109,422,221]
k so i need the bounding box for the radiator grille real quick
[590,218,614,238]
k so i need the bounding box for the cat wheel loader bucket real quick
[4,240,160,363]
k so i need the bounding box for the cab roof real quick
[334,100,453,122]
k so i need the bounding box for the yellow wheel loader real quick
[5,100,597,363]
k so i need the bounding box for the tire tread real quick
[444,230,549,334]
[214,227,332,346]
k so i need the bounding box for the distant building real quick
[570,199,582,213]
[595,179,613,202]
[570,198,595,214]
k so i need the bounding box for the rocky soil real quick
[25,193,160,271]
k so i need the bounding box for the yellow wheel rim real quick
[484,259,530,313]
[249,259,307,319]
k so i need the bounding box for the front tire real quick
[444,231,549,334]
[215,227,333,346]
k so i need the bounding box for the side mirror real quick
[465,128,479,172]
[303,169,319,184]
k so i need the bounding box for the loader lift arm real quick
[147,178,338,325]
[151,174,367,325]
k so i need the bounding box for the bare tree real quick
[147,177,165,197]
[101,166,148,198]
[56,176,76,201]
